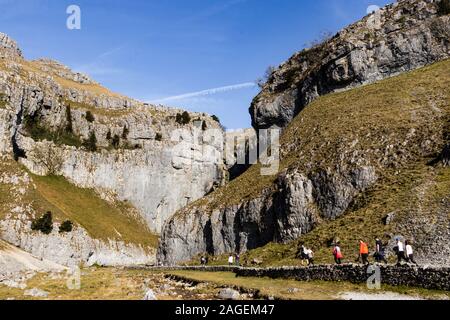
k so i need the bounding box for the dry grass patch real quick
[168,270,450,300]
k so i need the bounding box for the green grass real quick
[0,268,160,300]
[1,268,447,300]
[168,270,450,300]
[28,174,158,248]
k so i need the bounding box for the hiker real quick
[297,243,309,265]
[405,241,418,265]
[235,253,240,266]
[356,239,370,265]
[332,243,343,264]
[394,238,408,265]
[305,247,314,266]
[228,254,234,266]
[374,238,388,264]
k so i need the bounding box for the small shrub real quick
[31,212,53,235]
[176,111,191,125]
[202,121,207,131]
[122,125,129,139]
[112,134,120,148]
[438,0,450,15]
[106,129,112,140]
[59,220,73,233]
[65,105,73,133]
[211,115,220,123]
[85,111,95,123]
[83,131,97,151]
[23,114,83,148]
[256,66,276,88]
[155,133,163,141]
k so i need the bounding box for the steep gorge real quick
[0,33,227,266]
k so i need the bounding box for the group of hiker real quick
[199,237,418,267]
[331,237,418,266]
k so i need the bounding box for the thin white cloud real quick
[180,0,248,24]
[152,82,257,103]
[73,46,124,76]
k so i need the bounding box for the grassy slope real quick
[29,174,159,248]
[183,59,450,265]
[0,160,158,248]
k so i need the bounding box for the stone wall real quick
[234,265,450,291]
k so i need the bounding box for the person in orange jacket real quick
[356,239,370,265]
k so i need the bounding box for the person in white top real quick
[405,241,418,265]
[228,254,234,266]
[305,248,314,266]
[395,239,408,265]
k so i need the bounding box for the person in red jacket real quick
[332,243,343,264]
[356,239,370,265]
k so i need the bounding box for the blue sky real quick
[0,0,392,129]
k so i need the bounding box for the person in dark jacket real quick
[374,238,388,264]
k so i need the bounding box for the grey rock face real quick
[0,36,226,235]
[0,164,156,267]
[143,289,158,300]
[158,167,377,265]
[32,59,97,85]
[218,288,241,300]
[0,33,226,267]
[0,32,22,58]
[24,288,49,298]
[251,0,450,130]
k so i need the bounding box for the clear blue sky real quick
[0,0,392,129]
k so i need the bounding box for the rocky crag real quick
[0,33,227,266]
[250,0,450,130]
[159,0,450,266]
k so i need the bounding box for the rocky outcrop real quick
[0,157,156,267]
[0,35,226,235]
[0,33,226,267]
[250,0,450,130]
[1,218,156,267]
[0,33,22,58]
[0,239,66,282]
[158,167,377,265]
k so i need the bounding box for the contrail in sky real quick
[153,82,257,103]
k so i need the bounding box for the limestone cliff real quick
[0,32,226,266]
[250,0,450,130]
